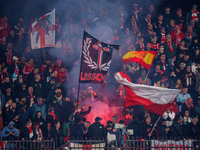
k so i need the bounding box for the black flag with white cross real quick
[79,31,119,84]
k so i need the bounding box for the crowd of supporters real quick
[0,1,200,148]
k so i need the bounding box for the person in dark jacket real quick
[50,120,64,147]
[74,104,92,121]
[141,116,156,139]
[181,98,196,118]
[69,112,84,140]
[6,102,17,124]
[188,117,200,139]
[18,99,33,127]
[8,56,22,81]
[13,74,24,99]
[26,67,39,87]
[163,34,177,63]
[189,37,200,59]
[30,74,43,98]
[127,117,142,138]
[2,121,19,140]
[106,124,118,148]
[32,111,46,132]
[46,107,56,127]
[19,120,37,140]
[169,115,183,140]
[87,117,106,140]
[61,97,73,123]
[157,118,170,139]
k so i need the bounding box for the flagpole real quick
[76,82,81,109]
[77,49,84,109]
[77,32,85,109]
[77,55,83,109]
[144,69,151,81]
[150,115,161,135]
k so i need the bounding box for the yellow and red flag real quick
[122,50,157,69]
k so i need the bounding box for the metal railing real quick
[0,138,200,150]
[0,140,55,150]
[61,138,200,150]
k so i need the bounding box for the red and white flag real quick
[31,9,55,49]
[114,72,180,116]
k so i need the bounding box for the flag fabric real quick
[31,9,55,49]
[70,142,105,150]
[80,31,119,84]
[114,72,180,116]
[123,51,157,69]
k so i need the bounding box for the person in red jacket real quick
[0,17,11,45]
[171,25,185,47]
[55,60,69,83]
[23,58,34,80]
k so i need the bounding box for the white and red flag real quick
[30,9,55,49]
[114,72,180,116]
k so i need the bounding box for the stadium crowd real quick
[0,1,200,148]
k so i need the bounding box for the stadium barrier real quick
[0,140,55,150]
[0,138,200,150]
[60,138,200,150]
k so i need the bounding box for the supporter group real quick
[0,1,200,148]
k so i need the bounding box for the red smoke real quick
[81,99,124,126]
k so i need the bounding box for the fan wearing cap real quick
[106,123,118,147]
[8,56,22,81]
[87,117,106,139]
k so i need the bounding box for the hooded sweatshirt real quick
[2,121,19,140]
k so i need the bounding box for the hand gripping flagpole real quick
[150,115,161,135]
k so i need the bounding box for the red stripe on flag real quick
[52,25,55,31]
[123,57,152,69]
[119,72,170,116]
[45,44,55,47]
[40,28,46,48]
[83,145,91,150]
[123,51,156,69]
[41,15,47,19]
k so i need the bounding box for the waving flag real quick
[114,72,180,116]
[80,31,119,84]
[123,51,156,69]
[31,9,55,49]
